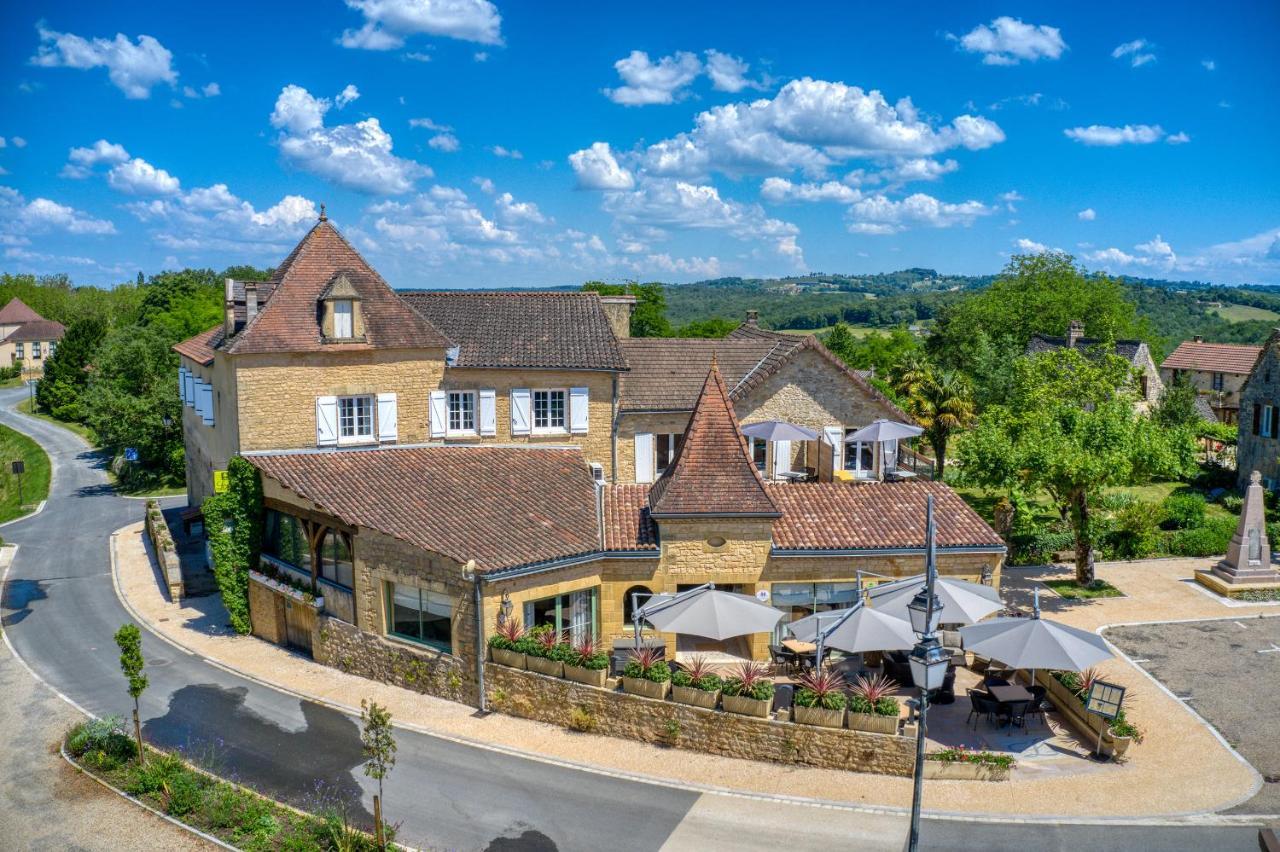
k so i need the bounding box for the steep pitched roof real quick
[399,291,628,371]
[173,325,224,366]
[224,219,451,355]
[603,484,658,551]
[0,298,44,325]
[3,319,64,342]
[1026,333,1148,366]
[248,446,600,573]
[1161,340,1262,375]
[648,361,780,518]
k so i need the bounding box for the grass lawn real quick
[110,475,185,498]
[0,422,51,524]
[1043,578,1124,600]
[955,478,1237,529]
[15,397,97,445]
[779,324,880,338]
[1213,303,1280,323]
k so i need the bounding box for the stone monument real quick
[1197,470,1280,597]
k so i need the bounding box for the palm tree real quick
[891,351,933,400]
[907,369,976,478]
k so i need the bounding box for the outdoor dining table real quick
[988,684,1033,704]
[782,638,816,654]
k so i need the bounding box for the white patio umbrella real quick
[788,602,917,670]
[867,574,1004,626]
[741,420,820,442]
[634,585,783,642]
[958,592,1112,675]
[843,418,923,444]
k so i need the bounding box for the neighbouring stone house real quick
[1235,328,1280,491]
[1159,336,1261,425]
[1026,320,1164,411]
[0,298,65,376]
[244,359,1004,698]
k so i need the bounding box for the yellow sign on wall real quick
[213,470,229,493]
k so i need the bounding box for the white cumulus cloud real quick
[760,177,860,203]
[703,50,763,93]
[340,0,503,49]
[1112,38,1156,68]
[847,193,993,235]
[953,17,1067,65]
[604,50,703,106]
[31,25,176,99]
[62,139,131,177]
[0,189,117,235]
[1064,124,1166,146]
[568,142,635,190]
[107,157,181,195]
[1078,208,1096,221]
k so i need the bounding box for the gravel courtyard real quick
[1106,616,1280,815]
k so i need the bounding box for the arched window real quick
[622,585,654,625]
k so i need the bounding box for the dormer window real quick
[318,272,365,343]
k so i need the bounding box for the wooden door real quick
[283,598,313,653]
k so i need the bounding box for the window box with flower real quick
[720,661,774,718]
[621,647,671,700]
[670,655,722,710]
[563,635,610,688]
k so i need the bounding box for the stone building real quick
[1027,320,1164,411]
[244,360,1004,693]
[0,298,65,376]
[1159,336,1261,424]
[1235,328,1280,491]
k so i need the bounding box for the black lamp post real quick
[906,495,950,852]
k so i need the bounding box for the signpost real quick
[124,447,139,463]
[1084,679,1126,761]
[11,459,24,506]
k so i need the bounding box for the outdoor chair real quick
[769,644,794,675]
[984,671,1010,689]
[1023,685,1049,727]
[772,683,795,714]
[931,666,957,705]
[966,690,1000,729]
[883,650,914,686]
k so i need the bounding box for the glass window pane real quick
[391,585,423,640]
[334,300,353,337]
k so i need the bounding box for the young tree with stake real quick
[361,699,396,849]
[113,623,148,764]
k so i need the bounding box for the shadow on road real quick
[1,578,47,627]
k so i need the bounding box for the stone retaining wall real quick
[486,664,916,777]
[313,614,474,706]
[144,499,183,601]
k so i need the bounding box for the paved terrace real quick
[116,522,1278,819]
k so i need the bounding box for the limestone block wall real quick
[181,353,240,506]
[313,614,474,705]
[1237,345,1280,491]
[486,664,916,777]
[615,411,696,483]
[437,367,617,478]
[144,499,183,600]
[248,577,285,644]
[234,348,445,451]
[736,347,902,431]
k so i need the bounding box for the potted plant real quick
[525,626,571,678]
[564,635,610,688]
[670,655,722,710]
[487,617,528,669]
[720,661,774,718]
[621,647,671,699]
[925,747,1015,781]
[847,673,901,735]
[793,669,847,728]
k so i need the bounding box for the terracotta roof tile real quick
[648,362,780,518]
[400,291,628,371]
[1026,334,1147,366]
[1160,341,1262,375]
[225,220,451,355]
[0,298,44,324]
[248,446,600,573]
[3,319,64,342]
[173,325,223,366]
[603,484,658,550]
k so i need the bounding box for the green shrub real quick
[795,688,848,710]
[568,706,597,732]
[1219,494,1243,514]
[848,695,899,716]
[1009,525,1075,565]
[202,457,263,634]
[1161,493,1207,529]
[1105,501,1162,559]
[671,669,722,691]
[164,773,204,817]
[1096,491,1136,513]
[1167,515,1236,557]
[66,717,137,769]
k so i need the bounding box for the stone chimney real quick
[1193,335,1203,343]
[245,282,259,324]
[598,294,635,340]
[224,278,236,338]
[745,309,759,327]
[1067,320,1084,349]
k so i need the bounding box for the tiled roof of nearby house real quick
[603,483,658,550]
[224,219,451,355]
[648,361,780,518]
[1160,340,1262,375]
[248,446,600,573]
[1026,333,1148,366]
[173,326,224,366]
[3,319,65,342]
[0,297,44,325]
[399,291,628,371]
[766,480,1005,550]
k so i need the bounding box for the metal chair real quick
[769,644,794,675]
[966,690,1001,729]
[1024,685,1049,727]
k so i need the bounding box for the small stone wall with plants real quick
[143,499,183,601]
[313,614,474,706]
[1039,669,1143,758]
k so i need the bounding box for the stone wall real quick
[248,576,285,644]
[1237,341,1280,491]
[144,499,183,600]
[486,664,916,777]
[313,614,475,705]
[736,346,903,430]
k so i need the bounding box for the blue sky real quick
[2,1,1278,288]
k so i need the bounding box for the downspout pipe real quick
[464,560,486,712]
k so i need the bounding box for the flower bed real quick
[721,661,774,718]
[248,569,322,608]
[671,656,722,709]
[925,747,1014,781]
[621,646,671,700]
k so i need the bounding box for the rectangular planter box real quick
[848,712,900,735]
[1036,671,1130,756]
[564,663,608,688]
[622,676,670,700]
[526,656,564,678]
[793,704,846,729]
[672,685,720,710]
[925,761,1010,781]
[722,693,771,718]
[490,647,526,669]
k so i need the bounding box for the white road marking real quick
[1234,621,1249,629]
[1258,643,1280,654]
[1129,658,1150,664]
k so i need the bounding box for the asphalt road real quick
[0,385,1273,852]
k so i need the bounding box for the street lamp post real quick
[906,495,950,852]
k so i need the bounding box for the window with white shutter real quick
[316,396,338,446]
[569,387,589,434]
[478,389,497,436]
[377,393,398,443]
[429,390,447,438]
[197,382,215,426]
[823,426,843,477]
[635,433,655,483]
[184,371,195,407]
[338,396,374,444]
[510,388,531,436]
[772,439,791,478]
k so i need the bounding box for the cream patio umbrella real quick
[867,574,1004,626]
